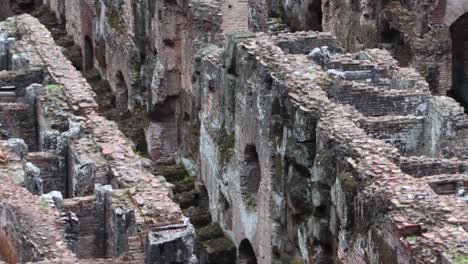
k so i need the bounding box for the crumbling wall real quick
[257,0,457,97]
[195,29,467,264]
[0,152,74,262]
[4,1,468,264]
[0,204,38,263]
[0,14,196,263]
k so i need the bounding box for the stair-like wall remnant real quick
[195,30,467,263]
[1,0,467,263]
[0,14,197,263]
[0,142,74,263]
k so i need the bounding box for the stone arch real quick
[238,239,257,264]
[115,71,129,110]
[442,0,468,26]
[83,36,94,72]
[240,144,261,207]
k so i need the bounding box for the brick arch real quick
[442,0,468,26]
[238,239,257,264]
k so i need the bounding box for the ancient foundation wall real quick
[27,152,62,194]
[63,196,105,258]
[0,14,196,263]
[195,30,467,263]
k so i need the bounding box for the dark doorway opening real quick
[380,22,412,67]
[95,38,107,70]
[241,145,261,206]
[451,12,468,110]
[239,239,257,264]
[307,0,323,31]
[115,71,128,110]
[83,36,94,72]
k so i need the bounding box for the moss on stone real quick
[203,237,236,254]
[243,194,257,211]
[172,168,195,194]
[290,258,303,264]
[46,84,61,91]
[107,8,125,34]
[5,166,24,185]
[216,126,235,165]
[339,171,359,195]
[196,223,223,241]
[39,198,50,213]
[453,252,468,264]
[84,71,150,155]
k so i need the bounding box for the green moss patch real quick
[453,252,468,264]
[46,84,61,91]
[203,237,236,254]
[196,223,224,242]
[107,8,125,34]
[216,127,235,165]
[243,194,257,211]
[172,168,195,194]
[340,172,358,195]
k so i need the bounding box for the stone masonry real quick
[0,0,467,263]
[0,14,195,263]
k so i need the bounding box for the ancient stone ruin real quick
[0,0,466,263]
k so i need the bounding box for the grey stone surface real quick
[7,138,28,159]
[24,162,42,195]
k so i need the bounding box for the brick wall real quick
[63,196,105,258]
[146,122,179,161]
[222,0,249,32]
[0,103,37,150]
[27,152,62,194]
